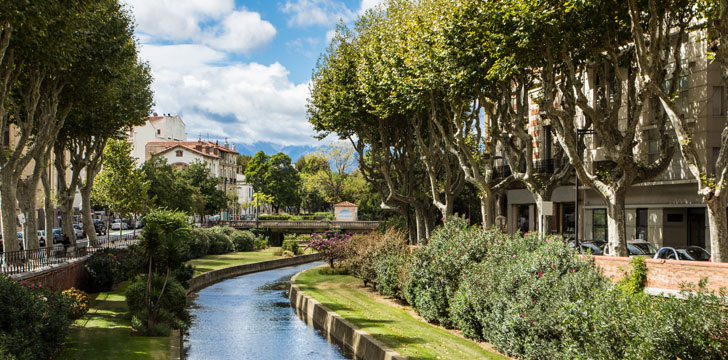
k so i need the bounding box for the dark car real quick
[569,240,604,255]
[93,219,106,235]
[654,246,711,261]
[52,228,64,244]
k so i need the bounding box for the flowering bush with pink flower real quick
[306,230,350,267]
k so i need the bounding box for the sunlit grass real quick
[187,247,284,275]
[295,267,510,360]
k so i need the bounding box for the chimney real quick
[224,137,229,149]
[195,139,203,151]
[153,112,158,117]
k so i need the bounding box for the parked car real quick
[52,228,64,244]
[568,240,604,255]
[73,224,85,239]
[602,243,650,256]
[93,219,106,235]
[38,230,45,247]
[111,219,128,230]
[654,246,711,261]
[627,240,658,257]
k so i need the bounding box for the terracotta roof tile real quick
[333,201,358,207]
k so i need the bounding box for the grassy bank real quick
[294,267,509,360]
[61,247,286,359]
[59,283,169,360]
[187,247,284,275]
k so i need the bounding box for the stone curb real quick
[289,268,406,360]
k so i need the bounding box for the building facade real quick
[128,113,186,165]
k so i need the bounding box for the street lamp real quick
[575,128,595,249]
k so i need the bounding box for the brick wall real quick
[13,257,90,292]
[592,256,728,293]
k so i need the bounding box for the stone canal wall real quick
[187,253,324,293]
[290,270,406,360]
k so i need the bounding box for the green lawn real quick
[295,267,510,360]
[187,247,284,275]
[59,283,169,360]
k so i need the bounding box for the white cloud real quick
[325,29,337,43]
[203,10,277,53]
[125,1,275,54]
[139,44,316,146]
[358,0,386,14]
[124,0,234,40]
[282,0,356,27]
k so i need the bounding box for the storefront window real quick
[636,208,648,240]
[562,203,575,240]
[593,209,607,241]
[517,204,530,235]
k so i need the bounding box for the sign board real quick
[539,201,553,216]
[18,213,25,225]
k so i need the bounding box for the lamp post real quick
[575,128,595,248]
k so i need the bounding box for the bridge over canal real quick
[223,220,381,244]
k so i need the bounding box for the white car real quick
[73,224,85,239]
[111,219,128,230]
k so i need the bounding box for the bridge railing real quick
[224,220,380,230]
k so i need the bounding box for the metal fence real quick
[1,233,139,276]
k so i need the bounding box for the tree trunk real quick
[533,191,554,237]
[414,204,426,244]
[41,167,55,244]
[16,194,37,250]
[60,197,75,246]
[80,185,97,246]
[480,194,494,229]
[605,192,628,257]
[1,172,20,253]
[706,194,728,262]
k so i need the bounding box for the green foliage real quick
[245,151,301,211]
[142,157,195,213]
[618,256,648,294]
[209,225,235,236]
[93,139,151,217]
[403,217,497,327]
[206,231,234,255]
[342,229,408,287]
[181,161,227,216]
[374,253,408,298]
[84,248,141,292]
[230,230,256,252]
[0,276,73,360]
[281,239,300,255]
[125,275,189,336]
[181,229,211,260]
[254,236,269,250]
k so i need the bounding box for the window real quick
[593,209,607,242]
[157,129,161,135]
[712,86,724,116]
[636,208,648,240]
[562,203,575,239]
[175,150,183,157]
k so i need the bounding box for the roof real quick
[333,201,358,208]
[146,140,239,155]
[152,143,218,159]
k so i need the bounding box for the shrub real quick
[450,232,608,358]
[206,231,233,254]
[342,229,408,287]
[84,248,140,292]
[62,287,90,320]
[230,231,256,252]
[403,217,496,327]
[126,275,189,336]
[184,229,211,259]
[254,236,269,250]
[282,239,300,255]
[618,256,648,294]
[209,225,235,236]
[282,250,295,257]
[85,250,118,292]
[374,253,408,298]
[0,276,73,360]
[306,230,350,267]
[272,248,283,256]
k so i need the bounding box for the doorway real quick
[687,208,706,248]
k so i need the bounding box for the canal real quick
[185,261,349,360]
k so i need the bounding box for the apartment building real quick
[503,32,724,253]
[127,113,187,165]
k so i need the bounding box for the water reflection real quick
[185,261,348,360]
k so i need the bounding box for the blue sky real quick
[124,0,383,158]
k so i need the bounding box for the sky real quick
[123,0,384,158]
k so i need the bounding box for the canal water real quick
[185,261,349,360]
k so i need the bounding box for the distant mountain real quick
[233,141,325,161]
